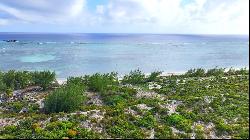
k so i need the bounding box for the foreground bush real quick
[44,82,85,113]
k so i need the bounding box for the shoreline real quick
[56,67,249,85]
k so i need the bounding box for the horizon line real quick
[0,32,249,36]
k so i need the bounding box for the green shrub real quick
[46,121,74,131]
[32,71,56,90]
[0,72,7,93]
[3,70,16,90]
[44,82,85,113]
[14,71,32,89]
[206,67,225,77]
[85,72,118,92]
[135,114,156,129]
[9,102,26,113]
[3,125,17,134]
[103,95,126,106]
[194,125,205,139]
[76,128,102,139]
[234,128,249,139]
[67,77,85,86]
[106,115,146,139]
[146,71,162,82]
[122,69,146,85]
[28,103,40,113]
[155,125,174,139]
[185,68,206,77]
[236,68,249,75]
[1,70,32,90]
[5,88,13,97]
[0,70,56,92]
[18,118,34,129]
[165,114,192,132]
[215,119,232,135]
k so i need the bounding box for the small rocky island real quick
[3,40,18,43]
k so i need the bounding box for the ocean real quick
[0,33,249,78]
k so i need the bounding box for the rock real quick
[19,107,29,113]
[86,92,104,106]
[3,40,18,42]
[125,107,138,116]
[0,118,17,127]
[136,104,153,110]
[148,129,155,139]
[160,100,182,115]
[36,99,44,108]
[136,90,159,98]
[58,117,69,121]
[70,111,88,116]
[148,82,162,90]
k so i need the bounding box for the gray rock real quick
[19,107,28,113]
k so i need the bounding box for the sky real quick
[0,0,249,34]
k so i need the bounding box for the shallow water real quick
[0,33,249,78]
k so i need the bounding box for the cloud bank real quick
[0,0,249,34]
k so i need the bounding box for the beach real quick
[56,67,249,85]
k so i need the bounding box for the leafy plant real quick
[44,82,86,113]
[122,69,146,85]
[155,125,174,139]
[164,114,192,132]
[185,68,206,77]
[146,71,162,82]
[206,67,225,77]
[0,72,7,93]
[32,71,56,90]
[2,70,16,90]
[85,72,118,92]
[135,113,156,129]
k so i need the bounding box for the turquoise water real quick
[19,54,56,63]
[0,33,249,78]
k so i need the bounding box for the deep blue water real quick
[0,33,249,78]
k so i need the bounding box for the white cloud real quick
[0,0,87,24]
[92,0,249,34]
[0,0,248,34]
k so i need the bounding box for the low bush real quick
[0,70,56,93]
[164,114,192,132]
[206,67,225,77]
[155,125,174,139]
[105,115,146,139]
[135,113,156,129]
[185,68,206,77]
[44,82,86,113]
[0,72,7,93]
[122,69,146,85]
[84,72,118,92]
[146,71,162,82]
[32,71,56,90]
[76,128,102,139]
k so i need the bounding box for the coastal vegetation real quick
[0,68,249,139]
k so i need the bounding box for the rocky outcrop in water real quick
[3,40,18,42]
